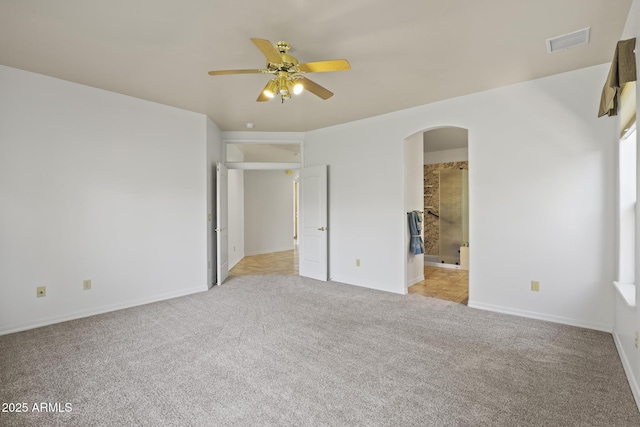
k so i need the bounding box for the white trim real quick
[424,260,462,270]
[222,138,304,145]
[220,130,305,145]
[613,330,640,412]
[468,300,613,333]
[330,275,408,295]
[226,162,301,170]
[622,122,637,140]
[0,286,208,336]
[229,254,243,270]
[614,281,637,307]
[407,274,425,287]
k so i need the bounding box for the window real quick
[616,82,636,306]
[618,127,636,284]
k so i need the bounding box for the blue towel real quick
[408,211,425,255]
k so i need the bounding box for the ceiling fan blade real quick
[298,59,351,73]
[256,81,272,102]
[250,38,282,64]
[298,77,334,100]
[257,93,270,102]
[208,69,264,76]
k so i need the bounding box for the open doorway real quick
[223,139,329,281]
[406,127,470,305]
[229,168,299,276]
[229,248,299,275]
[221,142,302,278]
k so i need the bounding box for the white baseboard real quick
[229,254,244,270]
[407,275,425,287]
[424,261,462,270]
[468,300,613,333]
[613,331,640,412]
[0,285,209,336]
[329,275,406,295]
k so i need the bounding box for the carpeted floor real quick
[1,275,639,426]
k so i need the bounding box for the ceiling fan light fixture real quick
[263,79,277,98]
[277,74,289,95]
[292,81,304,95]
[208,38,350,103]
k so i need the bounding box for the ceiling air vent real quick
[546,27,590,53]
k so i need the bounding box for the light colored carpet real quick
[1,275,639,426]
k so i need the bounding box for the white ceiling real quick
[0,0,632,132]
[423,128,468,152]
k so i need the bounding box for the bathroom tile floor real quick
[409,266,469,305]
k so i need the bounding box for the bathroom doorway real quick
[408,126,469,304]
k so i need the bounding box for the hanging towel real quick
[598,38,637,118]
[408,211,425,255]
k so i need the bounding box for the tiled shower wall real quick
[424,161,468,255]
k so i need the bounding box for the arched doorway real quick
[404,126,469,305]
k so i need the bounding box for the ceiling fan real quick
[208,38,351,103]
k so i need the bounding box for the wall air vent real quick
[546,27,590,53]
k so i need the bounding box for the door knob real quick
[318,227,326,231]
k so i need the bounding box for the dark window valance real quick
[598,38,636,118]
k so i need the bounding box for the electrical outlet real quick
[208,213,212,221]
[635,331,639,349]
[83,279,91,290]
[531,281,540,292]
[37,286,46,298]
[356,259,361,267]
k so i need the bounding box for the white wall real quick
[305,123,406,291]
[424,147,468,164]
[0,65,211,334]
[227,145,245,268]
[305,63,616,332]
[404,132,424,289]
[614,0,640,409]
[244,170,294,256]
[466,69,615,332]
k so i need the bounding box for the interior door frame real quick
[221,137,330,280]
[216,162,229,285]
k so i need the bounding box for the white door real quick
[216,163,229,285]
[299,165,328,280]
